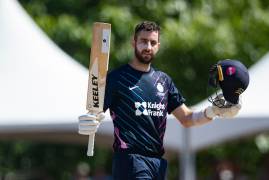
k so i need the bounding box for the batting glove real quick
[78,112,105,135]
[205,96,242,119]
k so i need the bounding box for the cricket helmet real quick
[208,59,249,107]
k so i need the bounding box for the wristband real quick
[191,110,213,122]
[203,109,213,120]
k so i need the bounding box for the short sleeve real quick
[167,79,185,114]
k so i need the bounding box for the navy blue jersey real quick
[104,64,185,157]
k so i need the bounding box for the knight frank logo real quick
[135,102,165,117]
[135,102,148,116]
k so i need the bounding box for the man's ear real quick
[131,36,135,48]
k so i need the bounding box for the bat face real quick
[87,23,111,114]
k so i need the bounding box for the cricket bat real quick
[85,22,111,156]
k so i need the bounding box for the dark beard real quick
[134,48,154,65]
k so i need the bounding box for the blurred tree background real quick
[18,0,269,104]
[0,0,268,179]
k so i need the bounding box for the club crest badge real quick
[156,83,165,96]
[157,83,164,93]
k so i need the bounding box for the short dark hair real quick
[134,21,160,40]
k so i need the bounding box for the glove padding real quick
[205,95,242,119]
[78,112,105,135]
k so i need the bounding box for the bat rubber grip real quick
[87,133,95,156]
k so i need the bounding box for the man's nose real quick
[145,42,152,50]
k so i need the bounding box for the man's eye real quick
[151,41,157,46]
[142,40,148,43]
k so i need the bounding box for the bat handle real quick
[87,133,95,156]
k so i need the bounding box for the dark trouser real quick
[112,152,167,180]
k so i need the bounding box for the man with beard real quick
[78,21,242,180]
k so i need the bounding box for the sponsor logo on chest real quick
[135,102,165,117]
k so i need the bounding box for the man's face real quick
[133,30,160,64]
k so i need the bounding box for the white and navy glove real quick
[205,95,242,119]
[78,112,105,135]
